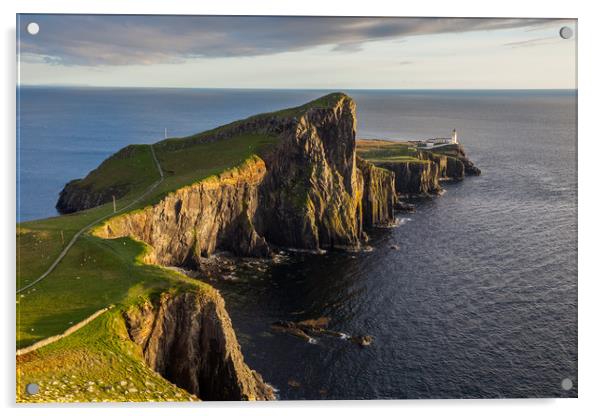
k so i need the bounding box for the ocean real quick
[16,87,577,399]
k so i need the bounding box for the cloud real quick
[18,15,571,66]
[503,36,557,48]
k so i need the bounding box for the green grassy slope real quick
[18,133,278,289]
[72,145,158,194]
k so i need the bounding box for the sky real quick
[17,15,577,89]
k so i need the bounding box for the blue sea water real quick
[16,87,577,399]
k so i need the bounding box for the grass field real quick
[356,139,426,163]
[356,138,458,165]
[153,132,278,203]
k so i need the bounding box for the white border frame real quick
[2,1,598,415]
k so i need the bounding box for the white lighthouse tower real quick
[451,128,458,144]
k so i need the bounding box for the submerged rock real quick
[394,200,416,212]
[271,321,315,343]
[287,380,301,388]
[271,317,371,349]
[350,335,374,347]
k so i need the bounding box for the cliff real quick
[422,152,465,179]
[372,160,441,195]
[93,156,270,267]
[56,179,119,214]
[92,93,396,264]
[255,95,367,250]
[417,144,481,179]
[356,157,396,226]
[356,139,480,197]
[124,288,275,401]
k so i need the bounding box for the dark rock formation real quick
[56,179,128,214]
[422,152,465,180]
[271,318,373,347]
[350,335,374,347]
[368,143,480,197]
[124,289,275,401]
[461,157,481,176]
[56,145,143,214]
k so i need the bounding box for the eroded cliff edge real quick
[357,139,481,197]
[124,289,275,401]
[91,93,396,267]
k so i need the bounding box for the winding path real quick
[17,144,164,294]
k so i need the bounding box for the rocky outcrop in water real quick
[271,317,374,347]
[365,143,480,196]
[124,289,275,401]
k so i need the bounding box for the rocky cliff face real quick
[369,144,480,196]
[373,160,441,195]
[93,94,395,263]
[124,288,274,401]
[255,96,368,251]
[93,157,270,266]
[418,144,481,179]
[422,153,465,179]
[356,157,396,227]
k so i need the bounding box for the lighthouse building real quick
[418,129,459,148]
